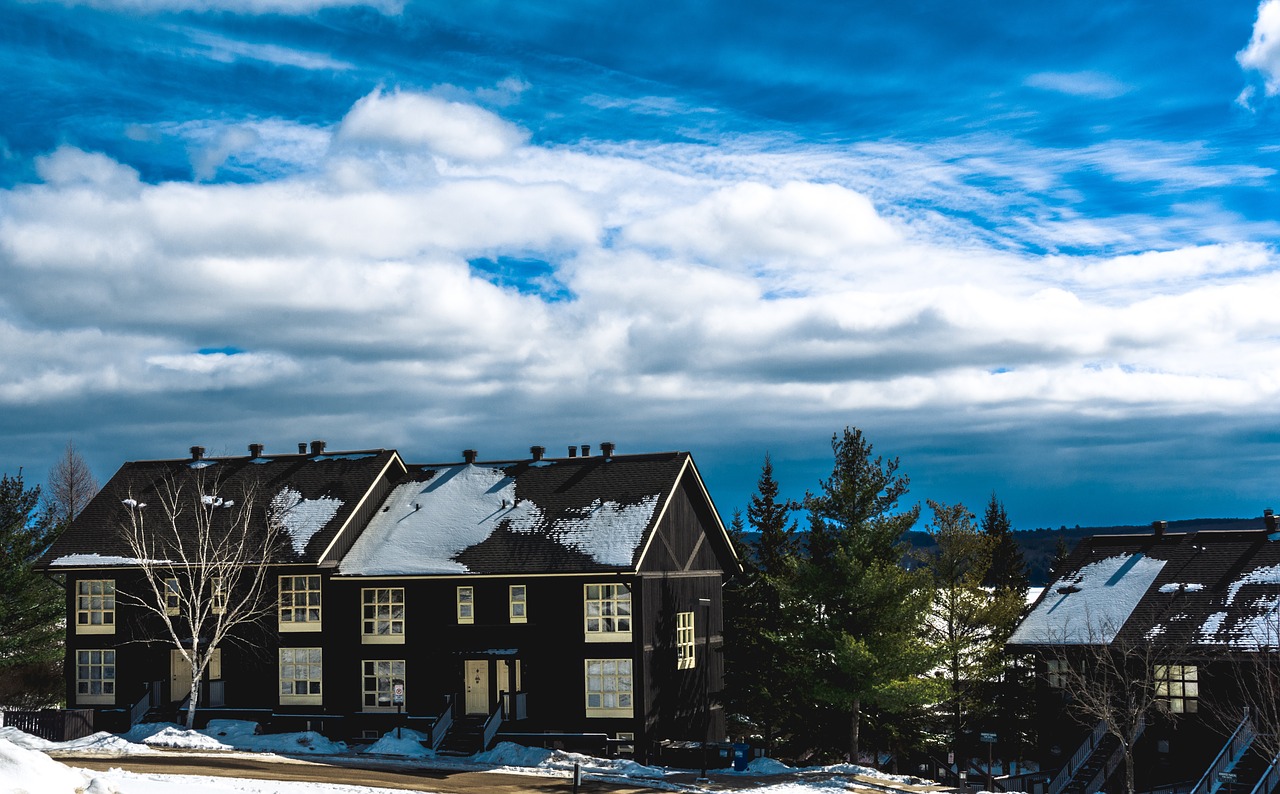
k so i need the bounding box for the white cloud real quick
[1239,0,1280,96]
[54,0,401,14]
[33,146,141,195]
[337,89,529,161]
[1024,71,1131,99]
[180,29,355,71]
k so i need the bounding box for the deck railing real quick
[1049,719,1108,794]
[1248,749,1280,794]
[1192,712,1256,794]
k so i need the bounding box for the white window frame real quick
[362,659,406,712]
[279,647,323,705]
[585,658,633,718]
[584,583,632,642]
[509,585,527,624]
[279,575,322,631]
[361,588,405,644]
[1155,664,1199,714]
[457,586,474,625]
[211,577,227,615]
[76,579,116,634]
[676,611,696,669]
[76,649,116,705]
[164,577,180,616]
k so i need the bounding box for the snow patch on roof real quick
[49,553,172,567]
[1159,582,1205,593]
[529,496,658,568]
[1226,563,1280,604]
[270,487,343,556]
[340,465,542,575]
[1008,553,1167,645]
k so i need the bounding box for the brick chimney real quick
[600,441,615,459]
[310,440,326,455]
[463,449,478,464]
[567,446,577,458]
[190,446,205,460]
[1266,509,1277,532]
[530,445,545,461]
[248,443,264,458]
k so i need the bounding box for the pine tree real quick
[0,471,65,707]
[800,428,935,761]
[980,493,1028,596]
[724,456,803,753]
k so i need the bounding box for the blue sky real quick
[2,0,1279,530]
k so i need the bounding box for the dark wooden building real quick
[38,442,739,758]
[1008,515,1280,794]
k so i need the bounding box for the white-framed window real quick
[584,584,631,641]
[585,658,633,718]
[76,579,116,634]
[509,585,527,624]
[164,578,180,616]
[676,611,695,669]
[1046,658,1068,688]
[279,575,321,631]
[615,731,635,757]
[361,588,405,643]
[362,660,406,712]
[211,577,227,615]
[1155,664,1198,714]
[457,586,474,625]
[76,649,116,704]
[279,647,323,705]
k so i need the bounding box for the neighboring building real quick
[38,441,739,758]
[1008,514,1280,794]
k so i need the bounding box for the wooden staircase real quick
[436,715,488,755]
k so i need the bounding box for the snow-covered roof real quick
[1009,553,1167,645]
[338,457,679,576]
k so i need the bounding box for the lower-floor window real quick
[76,649,115,704]
[279,647,323,705]
[1155,664,1198,713]
[362,660,405,711]
[585,658,633,718]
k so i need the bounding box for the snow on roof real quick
[49,553,172,567]
[270,487,343,556]
[1197,563,1280,648]
[338,464,661,575]
[1008,553,1167,645]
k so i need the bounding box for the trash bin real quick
[732,743,750,772]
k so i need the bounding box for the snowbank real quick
[0,738,89,794]
[361,729,434,757]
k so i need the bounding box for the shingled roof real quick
[338,452,694,576]
[1008,517,1280,650]
[39,449,402,568]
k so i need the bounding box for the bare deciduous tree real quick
[46,440,98,527]
[118,470,282,728]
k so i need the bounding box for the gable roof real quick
[39,449,402,568]
[338,451,704,576]
[1008,519,1280,650]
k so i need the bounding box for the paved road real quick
[61,754,659,794]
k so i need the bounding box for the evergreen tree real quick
[0,471,64,707]
[980,493,1028,596]
[724,456,803,753]
[800,428,935,761]
[1049,536,1072,579]
[921,500,1025,756]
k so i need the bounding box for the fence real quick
[0,709,95,742]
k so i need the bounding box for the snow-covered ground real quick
[0,720,952,794]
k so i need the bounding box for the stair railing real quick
[1082,716,1146,794]
[1248,747,1280,794]
[1050,720,1109,794]
[481,700,505,752]
[1192,712,1256,794]
[128,683,152,727]
[429,695,455,751]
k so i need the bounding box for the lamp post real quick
[697,597,712,783]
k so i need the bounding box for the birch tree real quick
[118,471,282,728]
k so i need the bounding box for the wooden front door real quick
[170,650,192,703]
[464,659,489,715]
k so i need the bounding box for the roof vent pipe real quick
[310,440,326,455]
[568,446,577,458]
[298,443,307,454]
[463,449,478,464]
[248,443,264,458]
[581,444,591,457]
[600,441,615,459]
[1153,520,1167,537]
[1266,509,1277,532]
[530,445,545,461]
[190,445,205,460]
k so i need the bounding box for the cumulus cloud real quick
[1239,0,1280,96]
[337,89,529,161]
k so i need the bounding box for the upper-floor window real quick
[584,584,631,641]
[362,588,405,643]
[676,611,695,669]
[457,586,474,624]
[164,578,180,616]
[1046,658,1068,688]
[1155,664,1198,713]
[279,647,323,705]
[76,579,115,634]
[211,577,227,615]
[509,585,527,624]
[76,649,115,705]
[279,575,321,631]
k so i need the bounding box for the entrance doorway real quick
[464,659,489,715]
